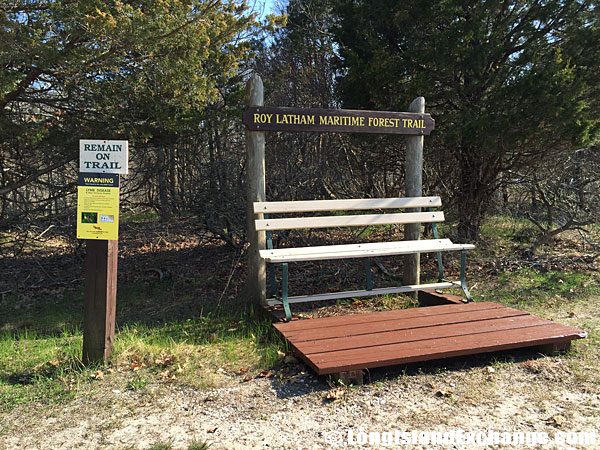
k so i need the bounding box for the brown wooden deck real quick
[273,302,587,375]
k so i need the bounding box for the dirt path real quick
[2,347,599,450]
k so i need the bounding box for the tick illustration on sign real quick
[82,212,97,223]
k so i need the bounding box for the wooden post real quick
[403,97,425,293]
[245,73,267,306]
[83,239,118,364]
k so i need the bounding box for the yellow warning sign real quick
[76,173,120,240]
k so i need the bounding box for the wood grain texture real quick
[274,302,503,332]
[83,239,118,364]
[285,308,531,344]
[259,239,474,262]
[274,302,587,375]
[404,97,426,292]
[245,73,267,305]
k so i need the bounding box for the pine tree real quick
[333,0,600,240]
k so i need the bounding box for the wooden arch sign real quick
[244,73,428,306]
[243,106,434,135]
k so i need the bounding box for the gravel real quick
[2,349,599,449]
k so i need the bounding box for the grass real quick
[426,215,600,386]
[479,214,538,243]
[468,216,600,385]
[146,441,211,450]
[147,445,173,450]
[0,276,287,412]
[474,268,600,310]
[0,325,85,409]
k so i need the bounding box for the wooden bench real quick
[253,196,474,321]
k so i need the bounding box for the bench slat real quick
[254,197,441,213]
[263,238,454,257]
[266,282,461,306]
[260,239,474,262]
[255,211,444,231]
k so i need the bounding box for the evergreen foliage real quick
[333,0,600,239]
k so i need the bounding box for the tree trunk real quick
[456,148,499,242]
[157,142,172,222]
[457,188,487,242]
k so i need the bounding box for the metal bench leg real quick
[282,262,292,321]
[265,224,278,300]
[429,208,444,285]
[460,250,473,302]
[268,263,277,299]
[436,251,444,283]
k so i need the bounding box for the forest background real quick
[2,4,600,445]
[1,0,600,293]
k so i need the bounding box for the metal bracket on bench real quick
[429,208,471,302]
[429,207,444,282]
[264,218,291,320]
[265,215,278,299]
[281,262,292,321]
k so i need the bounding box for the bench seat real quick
[259,238,475,263]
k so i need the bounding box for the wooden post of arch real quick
[245,73,267,306]
[403,97,425,294]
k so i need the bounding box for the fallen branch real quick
[35,224,55,240]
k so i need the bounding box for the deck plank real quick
[296,315,552,355]
[312,323,585,374]
[272,302,587,376]
[274,301,502,332]
[282,307,529,342]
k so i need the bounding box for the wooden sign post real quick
[77,139,128,364]
[403,97,426,295]
[245,74,267,306]
[83,239,118,363]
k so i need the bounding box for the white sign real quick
[80,140,129,174]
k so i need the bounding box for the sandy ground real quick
[1,346,599,450]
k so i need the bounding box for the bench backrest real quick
[254,196,444,231]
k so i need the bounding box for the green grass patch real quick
[145,441,211,450]
[0,279,287,412]
[477,268,600,310]
[0,329,85,411]
[480,215,537,242]
[0,287,83,336]
[188,441,211,450]
[472,267,600,383]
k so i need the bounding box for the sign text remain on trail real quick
[242,107,435,135]
[80,139,129,174]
